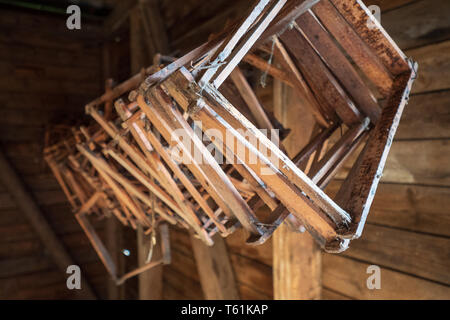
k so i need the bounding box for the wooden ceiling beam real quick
[0,148,97,299]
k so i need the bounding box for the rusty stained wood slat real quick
[330,0,410,75]
[279,27,363,126]
[137,87,260,236]
[161,68,351,251]
[312,0,394,98]
[334,61,417,239]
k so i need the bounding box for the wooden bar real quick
[335,62,417,238]
[296,10,381,123]
[331,0,410,76]
[313,0,394,97]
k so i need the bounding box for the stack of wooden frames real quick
[45,0,417,281]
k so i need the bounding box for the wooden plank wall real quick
[162,0,450,300]
[0,8,108,299]
[321,0,450,300]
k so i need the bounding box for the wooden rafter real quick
[0,149,97,299]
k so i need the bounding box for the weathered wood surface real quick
[334,140,450,186]
[0,149,97,299]
[366,0,416,11]
[407,40,450,94]
[272,79,321,300]
[343,224,450,285]
[190,234,240,300]
[2,0,448,301]
[327,181,450,237]
[323,255,450,299]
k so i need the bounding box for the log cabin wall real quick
[0,0,448,300]
[161,0,450,300]
[0,8,109,299]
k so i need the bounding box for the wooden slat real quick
[139,87,259,235]
[296,10,381,123]
[272,37,329,127]
[273,78,321,300]
[334,67,415,238]
[242,53,292,85]
[331,0,410,75]
[163,68,351,250]
[202,0,287,88]
[0,149,97,299]
[230,67,275,131]
[279,27,363,125]
[312,0,393,97]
